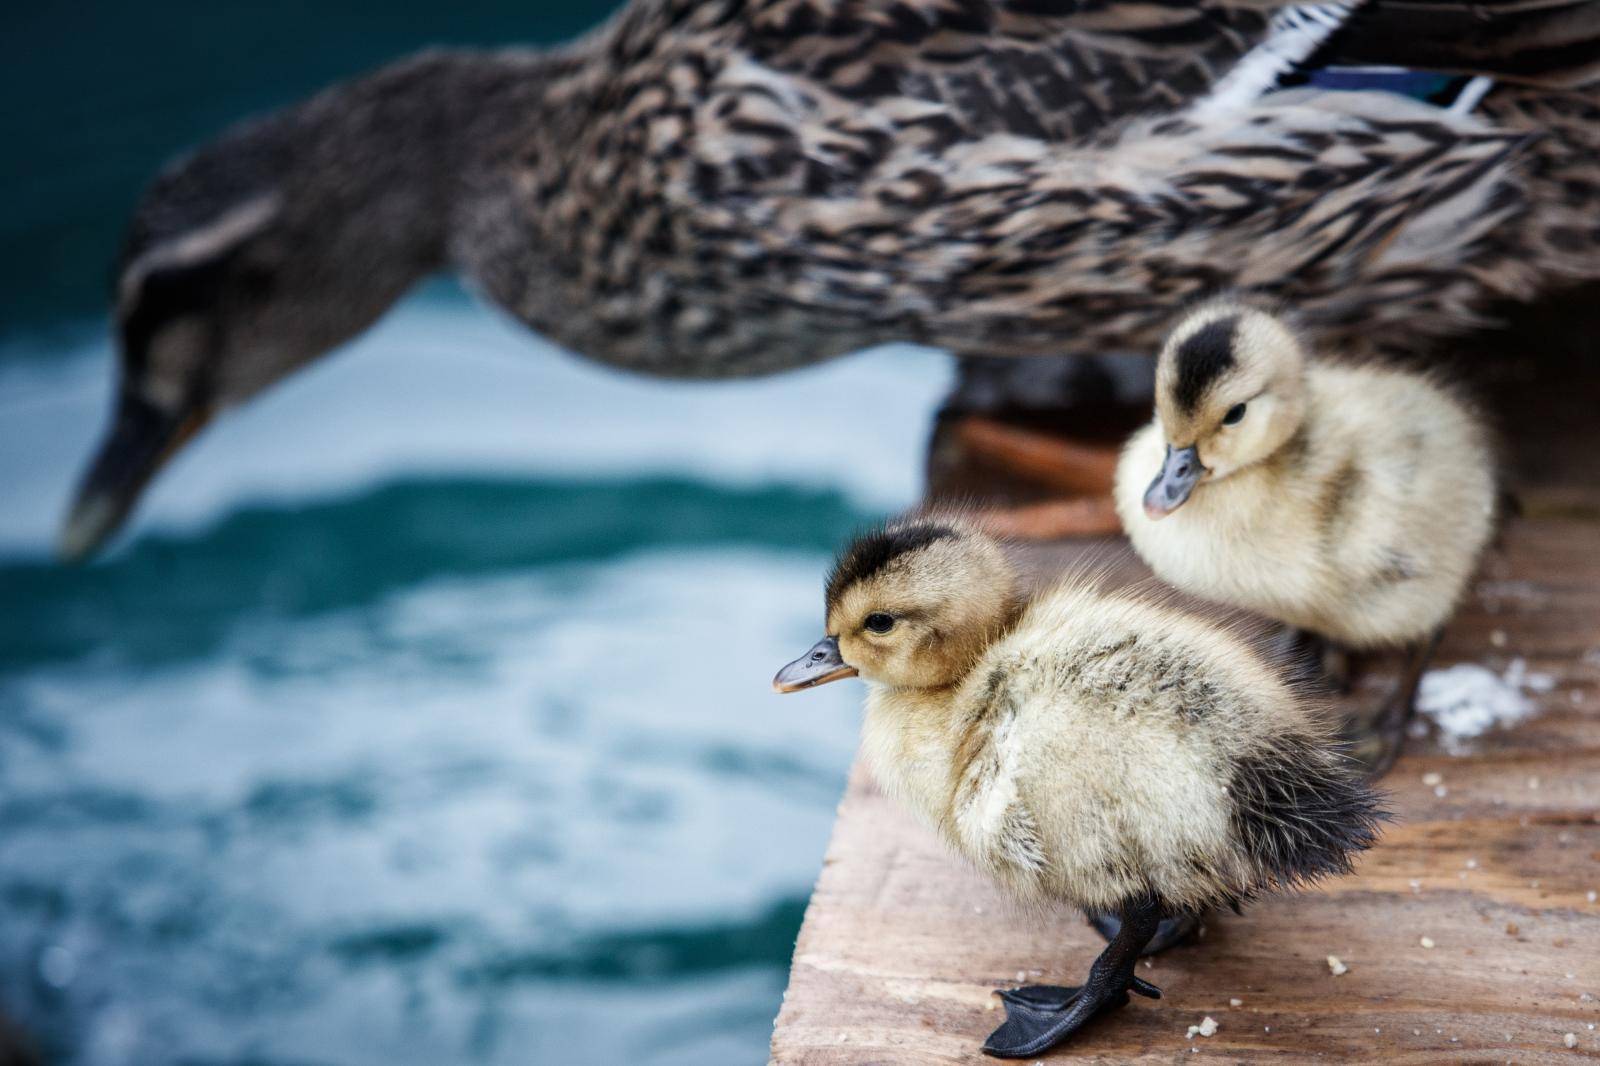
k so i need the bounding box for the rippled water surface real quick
[0,292,952,1063]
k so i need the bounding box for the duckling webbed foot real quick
[984,898,1165,1058]
[1084,909,1199,955]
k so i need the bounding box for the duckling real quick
[1115,300,1498,773]
[775,518,1385,1058]
[62,0,1600,559]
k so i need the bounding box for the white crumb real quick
[1529,776,1541,790]
[1490,629,1507,647]
[1505,657,1556,693]
[1422,772,1443,787]
[1434,784,1449,797]
[1588,891,1597,903]
[1417,659,1550,753]
[1327,955,1348,976]
[1565,1033,1578,1049]
[1420,936,1436,949]
[1186,1016,1219,1039]
[1466,858,1478,869]
[1229,997,1244,1007]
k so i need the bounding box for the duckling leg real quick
[983,898,1164,1058]
[1347,630,1442,779]
[1274,627,1351,693]
[1083,909,1199,955]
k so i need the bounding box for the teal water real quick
[0,292,952,1065]
[0,6,954,1062]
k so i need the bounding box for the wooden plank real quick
[771,310,1600,1064]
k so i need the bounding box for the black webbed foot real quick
[1084,910,1199,955]
[983,898,1166,1058]
[985,977,1163,1058]
[998,977,1160,1013]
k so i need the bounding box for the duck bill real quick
[773,637,859,693]
[1143,444,1205,519]
[58,389,210,562]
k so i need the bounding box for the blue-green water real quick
[0,290,952,1065]
[0,6,954,1063]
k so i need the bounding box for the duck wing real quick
[725,0,1282,142]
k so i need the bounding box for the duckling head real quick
[774,519,1018,693]
[1143,301,1309,518]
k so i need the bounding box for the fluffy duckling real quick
[774,518,1385,1058]
[1115,300,1497,771]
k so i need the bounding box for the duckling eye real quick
[863,613,895,634]
[1222,402,1247,426]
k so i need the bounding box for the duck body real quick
[776,517,1384,1056]
[63,0,1600,559]
[1117,362,1498,648]
[860,583,1373,916]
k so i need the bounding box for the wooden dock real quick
[770,305,1600,1064]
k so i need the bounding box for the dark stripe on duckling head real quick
[826,522,959,607]
[1172,314,1241,414]
[1228,737,1388,891]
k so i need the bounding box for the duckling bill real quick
[1116,300,1499,773]
[777,518,1386,1057]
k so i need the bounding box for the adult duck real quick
[63,0,1600,558]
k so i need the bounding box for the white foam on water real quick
[1,548,864,1064]
[0,289,954,556]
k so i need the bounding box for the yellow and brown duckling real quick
[775,517,1385,1058]
[64,0,1600,559]
[1115,300,1498,773]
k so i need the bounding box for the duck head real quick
[1142,300,1309,519]
[56,54,497,561]
[775,519,1019,693]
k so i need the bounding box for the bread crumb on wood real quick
[1327,955,1348,976]
[1564,1033,1578,1049]
[1229,997,1243,1007]
[1420,936,1436,949]
[1186,1016,1218,1039]
[1422,772,1443,786]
